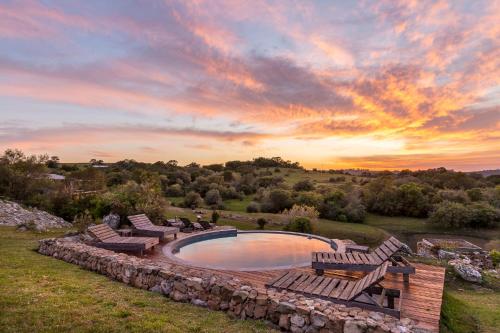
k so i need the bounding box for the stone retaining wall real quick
[38,238,418,333]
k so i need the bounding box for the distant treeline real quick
[1,148,499,230]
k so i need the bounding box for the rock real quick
[103,213,120,229]
[253,304,267,319]
[149,284,162,293]
[438,249,458,260]
[344,320,367,333]
[279,314,290,329]
[291,314,305,327]
[191,299,207,307]
[232,290,249,303]
[278,301,296,314]
[454,263,482,283]
[311,311,327,328]
[0,200,71,230]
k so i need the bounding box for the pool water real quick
[171,232,334,270]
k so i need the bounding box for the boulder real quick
[438,249,458,260]
[454,263,482,283]
[103,213,120,229]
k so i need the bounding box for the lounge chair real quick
[266,262,401,318]
[199,220,214,230]
[87,224,159,255]
[179,217,203,232]
[128,214,178,241]
[312,237,415,281]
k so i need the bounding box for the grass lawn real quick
[0,227,275,333]
[440,273,500,333]
[223,195,254,212]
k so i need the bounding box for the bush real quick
[490,250,500,267]
[73,210,95,233]
[261,189,293,213]
[281,204,319,224]
[246,201,260,213]
[204,189,222,206]
[293,180,315,191]
[184,191,203,208]
[165,184,184,197]
[466,188,483,202]
[211,210,220,224]
[429,201,470,228]
[467,202,500,228]
[284,217,313,233]
[257,218,267,229]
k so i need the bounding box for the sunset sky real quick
[0,0,499,170]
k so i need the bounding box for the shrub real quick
[73,210,95,233]
[165,184,184,197]
[246,201,260,213]
[204,189,222,206]
[467,202,500,228]
[223,170,234,182]
[261,189,293,213]
[293,179,315,191]
[466,188,483,202]
[211,210,220,224]
[490,250,500,267]
[184,191,203,208]
[256,218,267,229]
[281,204,319,224]
[429,201,470,228]
[284,217,313,233]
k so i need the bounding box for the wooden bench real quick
[88,224,159,255]
[128,214,178,241]
[313,237,415,282]
[267,262,402,318]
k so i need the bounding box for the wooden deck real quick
[146,245,445,333]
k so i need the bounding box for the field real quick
[0,227,275,333]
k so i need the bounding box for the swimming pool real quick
[163,230,336,271]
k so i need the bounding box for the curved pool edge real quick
[162,228,339,272]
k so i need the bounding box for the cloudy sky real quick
[0,0,499,170]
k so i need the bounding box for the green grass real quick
[0,227,276,333]
[223,195,254,212]
[441,276,500,333]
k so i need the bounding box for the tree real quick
[246,201,260,213]
[204,189,222,206]
[256,218,267,229]
[261,189,293,213]
[429,201,470,228]
[467,202,500,228]
[466,188,483,202]
[184,191,203,208]
[46,156,60,168]
[211,210,220,224]
[396,182,430,217]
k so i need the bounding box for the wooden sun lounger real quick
[312,237,415,281]
[88,224,159,255]
[128,214,178,241]
[266,262,402,318]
